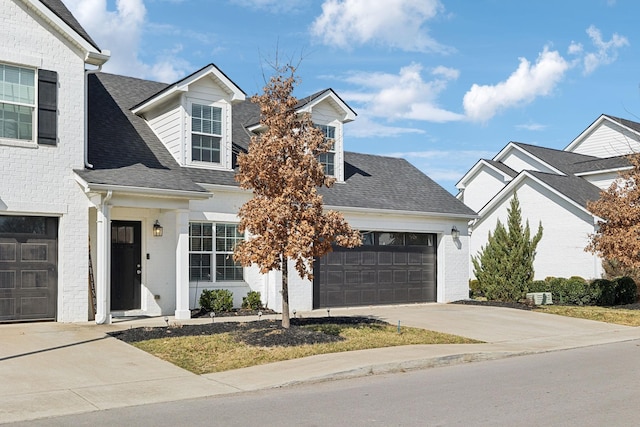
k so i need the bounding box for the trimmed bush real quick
[613,276,637,305]
[242,290,263,310]
[591,279,615,306]
[199,289,233,312]
[528,280,549,293]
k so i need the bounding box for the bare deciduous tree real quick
[234,65,361,328]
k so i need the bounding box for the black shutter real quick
[37,70,58,146]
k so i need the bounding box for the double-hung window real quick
[316,124,336,176]
[191,103,222,163]
[189,222,243,282]
[0,64,35,141]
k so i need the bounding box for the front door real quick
[111,221,141,311]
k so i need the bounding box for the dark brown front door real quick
[111,221,141,310]
[0,216,58,322]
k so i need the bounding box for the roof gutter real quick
[326,204,478,220]
[75,176,211,200]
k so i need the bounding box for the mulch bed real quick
[109,316,387,347]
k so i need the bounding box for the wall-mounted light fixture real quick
[451,226,460,239]
[153,220,163,237]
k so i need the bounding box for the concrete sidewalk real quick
[2,304,640,424]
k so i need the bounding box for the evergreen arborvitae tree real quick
[472,193,543,301]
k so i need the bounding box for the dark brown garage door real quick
[0,216,58,322]
[313,232,436,308]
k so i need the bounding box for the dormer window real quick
[191,103,222,163]
[316,124,336,176]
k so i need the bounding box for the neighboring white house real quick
[1,0,477,324]
[0,0,109,322]
[457,114,639,281]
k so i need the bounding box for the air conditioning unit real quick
[526,292,553,305]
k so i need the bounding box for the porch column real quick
[95,193,112,324]
[175,209,191,319]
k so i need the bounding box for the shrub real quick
[613,276,637,305]
[199,289,233,312]
[528,280,549,293]
[469,280,482,298]
[591,279,615,306]
[242,290,263,310]
[532,276,596,306]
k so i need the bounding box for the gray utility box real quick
[526,292,553,305]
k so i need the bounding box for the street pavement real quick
[1,303,640,424]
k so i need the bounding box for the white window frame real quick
[0,63,36,147]
[189,222,244,282]
[187,99,227,168]
[316,124,336,176]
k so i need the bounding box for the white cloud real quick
[65,0,192,82]
[310,0,450,53]
[340,63,464,124]
[230,0,306,13]
[582,25,628,74]
[346,117,425,138]
[463,47,569,123]
[515,123,547,131]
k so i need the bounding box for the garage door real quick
[0,216,58,322]
[313,232,436,308]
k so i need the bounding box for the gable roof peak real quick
[131,63,246,114]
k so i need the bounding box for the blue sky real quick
[64,0,635,193]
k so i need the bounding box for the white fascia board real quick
[574,165,633,177]
[563,114,640,153]
[475,171,591,227]
[494,142,565,176]
[456,159,511,189]
[131,64,246,115]
[197,183,247,194]
[21,0,109,65]
[564,114,607,152]
[326,205,478,220]
[299,91,357,123]
[75,175,211,200]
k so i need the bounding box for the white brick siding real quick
[1,0,89,322]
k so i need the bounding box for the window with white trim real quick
[189,222,243,281]
[191,103,222,163]
[0,64,35,141]
[316,124,336,176]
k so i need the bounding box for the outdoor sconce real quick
[153,220,163,237]
[451,226,460,239]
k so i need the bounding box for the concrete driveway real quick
[2,303,640,424]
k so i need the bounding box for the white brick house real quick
[457,114,639,281]
[2,0,476,324]
[0,0,108,322]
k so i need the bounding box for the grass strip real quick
[133,323,480,374]
[536,305,640,326]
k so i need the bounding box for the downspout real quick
[84,65,102,168]
[95,190,112,324]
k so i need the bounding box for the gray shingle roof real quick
[321,153,476,216]
[484,159,517,177]
[78,71,475,217]
[527,171,602,208]
[571,156,631,174]
[39,0,100,50]
[511,142,599,174]
[75,73,207,193]
[604,114,640,134]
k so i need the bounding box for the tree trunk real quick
[281,257,290,329]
